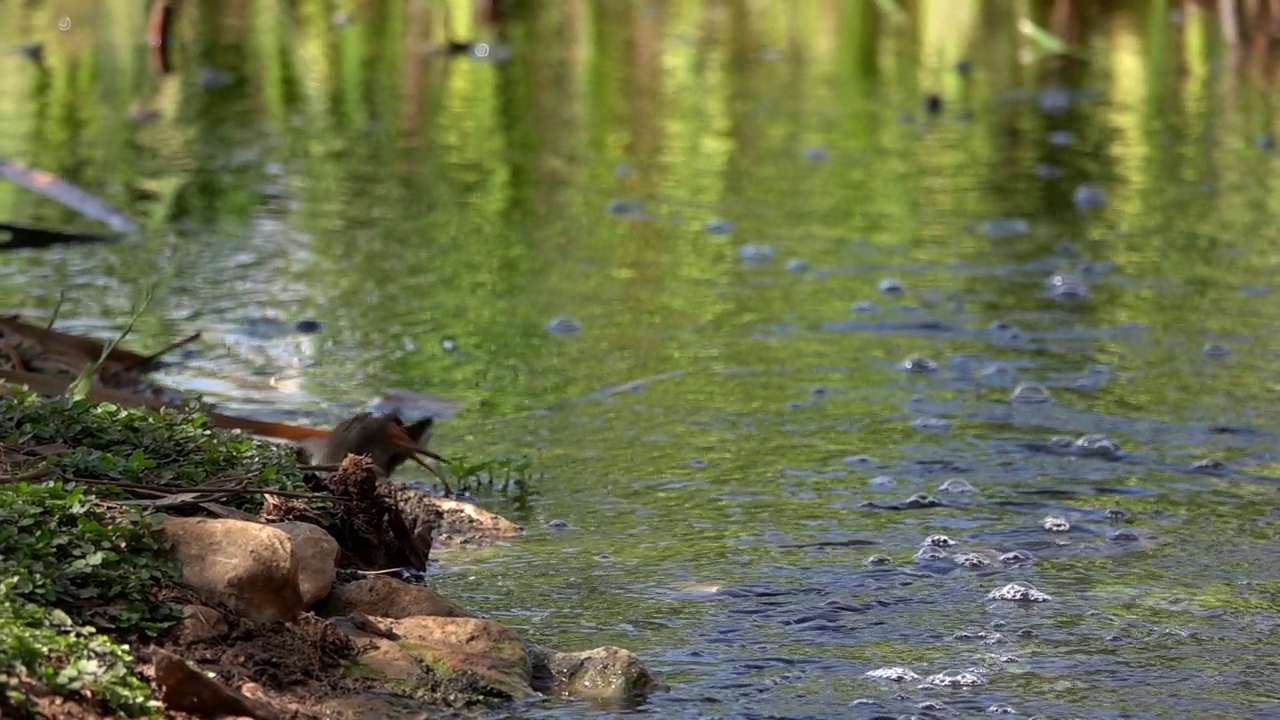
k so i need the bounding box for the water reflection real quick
[4,1,1280,718]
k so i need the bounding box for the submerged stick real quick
[116,331,202,372]
[0,160,140,234]
[147,0,177,75]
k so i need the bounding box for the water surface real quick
[3,2,1280,718]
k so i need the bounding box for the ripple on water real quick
[878,278,906,295]
[738,243,776,264]
[1010,382,1053,404]
[937,478,977,493]
[1072,182,1108,210]
[1046,273,1090,300]
[925,670,986,687]
[546,315,583,335]
[977,217,1031,238]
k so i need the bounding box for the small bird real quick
[293,411,453,495]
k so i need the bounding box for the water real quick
[4,2,1280,718]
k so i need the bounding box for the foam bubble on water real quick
[987,582,1052,602]
[865,666,920,681]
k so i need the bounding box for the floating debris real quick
[851,300,880,313]
[0,222,116,251]
[987,582,1052,602]
[1105,508,1128,522]
[864,554,894,566]
[803,147,830,161]
[0,160,140,234]
[785,258,810,273]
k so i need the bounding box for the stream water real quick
[4,2,1280,718]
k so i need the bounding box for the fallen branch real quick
[0,160,140,234]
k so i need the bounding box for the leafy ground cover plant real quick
[0,482,177,717]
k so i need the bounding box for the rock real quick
[527,643,665,703]
[152,648,285,719]
[387,483,524,548]
[334,614,535,701]
[167,604,230,645]
[328,617,423,682]
[272,521,339,607]
[318,575,475,619]
[395,615,534,698]
[318,693,436,720]
[162,517,305,625]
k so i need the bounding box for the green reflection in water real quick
[3,2,1280,717]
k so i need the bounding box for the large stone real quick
[528,644,665,703]
[328,617,422,682]
[318,575,474,619]
[271,521,339,607]
[384,483,523,549]
[162,517,305,625]
[392,615,533,697]
[334,614,534,700]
